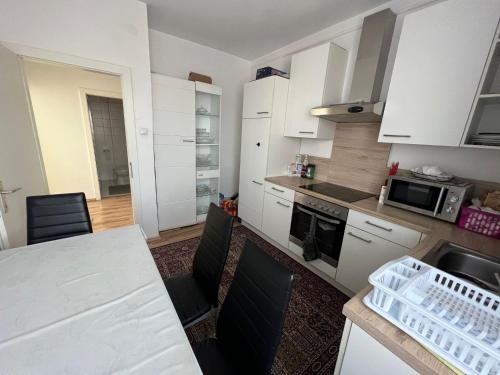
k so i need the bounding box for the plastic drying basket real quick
[364,256,500,375]
[458,205,500,239]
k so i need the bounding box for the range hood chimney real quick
[311,8,396,123]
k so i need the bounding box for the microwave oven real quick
[384,176,473,222]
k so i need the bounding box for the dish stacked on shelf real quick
[196,184,217,197]
[470,133,500,146]
[196,128,215,144]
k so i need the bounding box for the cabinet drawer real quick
[262,193,294,248]
[347,210,421,249]
[264,182,295,202]
[336,225,410,293]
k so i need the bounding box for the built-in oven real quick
[289,192,348,268]
[384,175,473,222]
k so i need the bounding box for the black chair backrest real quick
[192,203,234,306]
[27,193,93,245]
[216,240,294,375]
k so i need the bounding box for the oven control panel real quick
[294,192,349,221]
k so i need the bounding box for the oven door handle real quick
[433,187,446,216]
[296,205,341,225]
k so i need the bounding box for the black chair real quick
[164,203,234,327]
[193,240,294,375]
[27,193,93,245]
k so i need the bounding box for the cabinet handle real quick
[182,139,195,143]
[365,220,393,232]
[271,187,285,193]
[347,232,372,244]
[252,180,263,185]
[382,134,411,138]
[299,131,314,134]
[257,111,269,115]
[276,201,290,208]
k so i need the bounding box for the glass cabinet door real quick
[195,87,221,221]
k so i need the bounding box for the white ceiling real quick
[142,0,388,60]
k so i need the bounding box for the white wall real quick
[251,0,500,183]
[23,61,122,199]
[149,29,251,197]
[0,0,159,237]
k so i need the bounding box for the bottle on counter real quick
[306,164,316,179]
[301,154,309,177]
[295,154,303,176]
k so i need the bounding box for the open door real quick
[0,44,47,249]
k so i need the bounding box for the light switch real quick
[139,128,148,135]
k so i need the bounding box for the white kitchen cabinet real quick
[152,74,196,231]
[379,0,500,146]
[242,77,275,118]
[262,191,294,248]
[335,225,410,294]
[284,43,347,139]
[152,74,222,231]
[337,322,418,375]
[347,210,421,249]
[264,181,295,202]
[238,118,270,229]
[238,76,300,230]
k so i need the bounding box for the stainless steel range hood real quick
[311,9,396,123]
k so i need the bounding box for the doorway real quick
[22,59,134,232]
[86,95,130,198]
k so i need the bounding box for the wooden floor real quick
[148,221,241,249]
[87,194,134,232]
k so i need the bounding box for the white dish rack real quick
[363,256,500,375]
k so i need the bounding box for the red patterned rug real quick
[151,225,350,374]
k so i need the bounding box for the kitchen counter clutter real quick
[264,175,500,375]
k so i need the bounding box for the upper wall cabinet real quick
[242,77,275,118]
[284,43,348,139]
[379,0,500,146]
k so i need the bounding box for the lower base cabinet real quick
[338,321,417,375]
[335,225,410,294]
[262,192,293,248]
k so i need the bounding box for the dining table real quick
[0,225,202,374]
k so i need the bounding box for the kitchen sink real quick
[421,241,500,294]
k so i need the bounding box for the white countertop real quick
[0,225,201,374]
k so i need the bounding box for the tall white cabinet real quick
[238,76,300,230]
[152,74,222,231]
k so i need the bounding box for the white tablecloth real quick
[0,225,201,374]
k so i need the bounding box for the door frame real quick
[3,42,139,225]
[0,208,9,250]
[79,88,123,201]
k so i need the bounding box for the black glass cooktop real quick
[299,182,374,203]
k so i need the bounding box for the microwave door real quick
[386,180,447,216]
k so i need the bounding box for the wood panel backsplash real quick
[309,123,392,194]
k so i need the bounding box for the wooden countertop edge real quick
[342,286,452,375]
